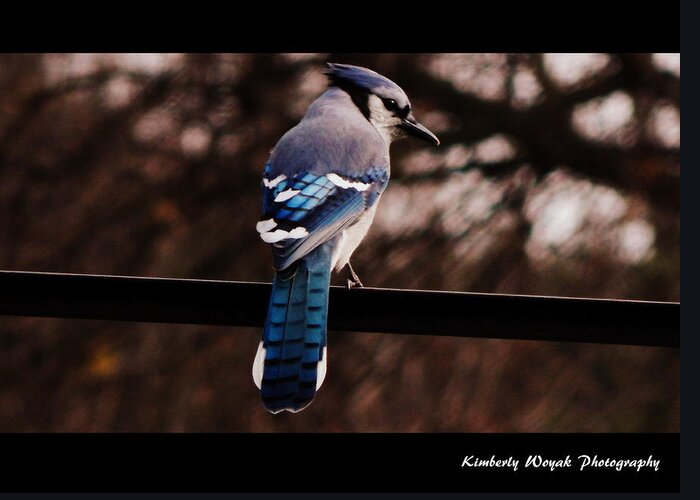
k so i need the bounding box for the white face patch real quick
[326,173,371,191]
[367,94,403,144]
[260,226,308,243]
[255,218,277,233]
[274,189,300,203]
[263,174,286,188]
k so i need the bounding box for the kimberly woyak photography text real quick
[461,454,661,472]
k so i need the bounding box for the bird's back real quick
[268,87,389,179]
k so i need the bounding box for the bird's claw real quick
[346,262,364,289]
[346,277,364,289]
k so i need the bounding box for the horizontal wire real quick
[0,270,679,347]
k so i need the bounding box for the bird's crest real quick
[325,62,403,95]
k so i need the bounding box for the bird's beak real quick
[400,115,440,146]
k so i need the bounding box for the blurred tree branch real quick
[384,54,678,212]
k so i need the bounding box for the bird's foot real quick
[345,262,364,289]
[346,278,364,289]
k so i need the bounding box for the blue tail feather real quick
[257,244,331,413]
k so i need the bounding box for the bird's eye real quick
[381,98,398,111]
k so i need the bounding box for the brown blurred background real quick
[0,53,679,432]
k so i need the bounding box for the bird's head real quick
[325,62,440,146]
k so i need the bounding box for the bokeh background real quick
[0,53,679,432]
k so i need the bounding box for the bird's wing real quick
[257,164,388,271]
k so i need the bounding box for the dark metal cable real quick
[0,270,679,347]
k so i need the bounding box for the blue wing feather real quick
[260,164,388,271]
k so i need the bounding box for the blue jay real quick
[253,63,439,413]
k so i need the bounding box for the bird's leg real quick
[345,261,364,289]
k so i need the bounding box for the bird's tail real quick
[253,248,331,413]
